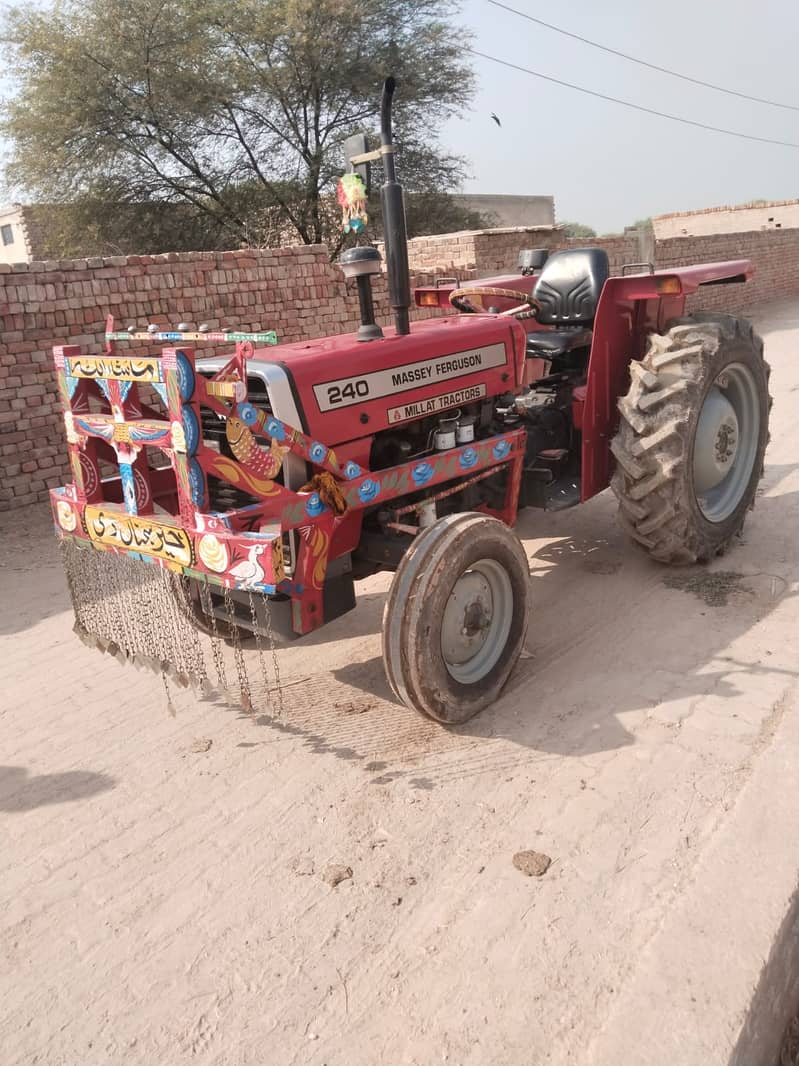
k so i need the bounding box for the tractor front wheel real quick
[611,313,771,564]
[382,513,530,724]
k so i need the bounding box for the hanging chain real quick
[60,539,89,637]
[131,555,160,671]
[200,580,229,695]
[247,589,272,712]
[109,552,139,663]
[160,569,208,691]
[223,585,253,713]
[260,590,284,717]
[60,538,288,723]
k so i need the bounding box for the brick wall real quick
[2,225,798,510]
[400,227,561,273]
[0,246,446,510]
[655,228,799,313]
[400,226,642,277]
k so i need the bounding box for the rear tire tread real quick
[611,314,771,564]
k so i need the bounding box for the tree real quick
[1,0,480,252]
[561,221,597,239]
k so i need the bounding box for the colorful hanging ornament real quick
[337,172,368,233]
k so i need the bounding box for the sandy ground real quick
[2,300,799,1065]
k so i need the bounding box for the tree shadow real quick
[0,765,116,812]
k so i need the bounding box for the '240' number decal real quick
[326,379,369,405]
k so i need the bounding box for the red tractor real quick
[51,79,770,725]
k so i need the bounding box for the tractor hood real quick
[198,313,526,445]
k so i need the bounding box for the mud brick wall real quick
[3,225,799,510]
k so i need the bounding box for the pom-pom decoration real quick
[337,172,368,234]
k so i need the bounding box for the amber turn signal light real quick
[655,276,682,295]
[416,290,442,307]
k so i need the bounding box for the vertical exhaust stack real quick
[380,77,411,336]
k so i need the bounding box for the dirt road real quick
[2,301,799,1065]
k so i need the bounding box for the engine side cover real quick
[206,315,526,444]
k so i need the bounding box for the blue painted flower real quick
[310,441,327,463]
[344,460,362,480]
[266,416,285,441]
[239,402,258,426]
[358,478,380,504]
[459,447,478,470]
[493,439,511,461]
[182,406,200,456]
[176,351,195,402]
[412,462,434,486]
[188,458,206,508]
[305,492,325,517]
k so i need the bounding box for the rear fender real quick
[580,259,753,500]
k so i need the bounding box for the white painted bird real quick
[228,544,266,588]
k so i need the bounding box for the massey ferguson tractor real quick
[50,78,771,725]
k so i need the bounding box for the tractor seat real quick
[533,247,610,325]
[526,328,593,358]
[524,247,609,361]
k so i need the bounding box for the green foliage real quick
[1,0,477,252]
[561,221,597,238]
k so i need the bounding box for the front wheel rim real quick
[440,558,513,684]
[693,362,761,523]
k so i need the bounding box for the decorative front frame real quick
[51,331,525,633]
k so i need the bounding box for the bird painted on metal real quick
[491,112,502,127]
[228,544,266,589]
[225,415,290,479]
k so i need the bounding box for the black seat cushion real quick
[526,328,593,357]
[533,248,610,326]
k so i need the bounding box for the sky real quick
[442,0,799,232]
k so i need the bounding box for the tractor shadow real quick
[329,471,799,764]
[6,472,799,779]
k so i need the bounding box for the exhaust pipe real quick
[380,77,411,336]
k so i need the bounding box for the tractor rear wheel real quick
[382,512,530,724]
[611,313,770,564]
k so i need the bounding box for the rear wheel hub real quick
[693,362,761,524]
[694,388,739,492]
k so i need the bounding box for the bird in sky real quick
[491,112,502,127]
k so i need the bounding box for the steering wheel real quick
[449,286,542,319]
